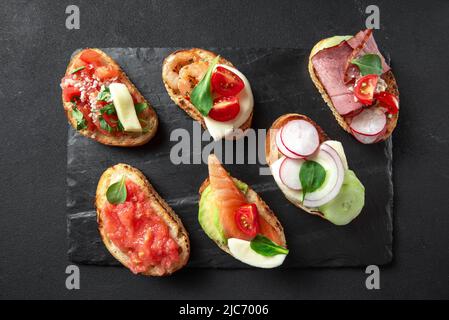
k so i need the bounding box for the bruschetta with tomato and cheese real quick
[162,49,253,141]
[96,163,189,276]
[61,49,158,147]
[198,154,288,268]
[266,114,365,225]
[309,29,399,144]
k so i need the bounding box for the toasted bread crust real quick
[162,48,253,135]
[198,178,287,255]
[95,164,189,276]
[265,114,329,218]
[63,48,158,147]
[308,39,399,142]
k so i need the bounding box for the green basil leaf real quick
[70,66,85,74]
[250,235,289,257]
[117,120,125,132]
[100,103,116,115]
[134,102,148,114]
[190,56,220,116]
[99,116,113,133]
[106,176,127,204]
[97,86,111,102]
[351,54,382,76]
[71,104,87,130]
[299,160,326,202]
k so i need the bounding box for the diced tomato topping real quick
[77,104,95,131]
[211,66,245,96]
[354,74,379,105]
[63,86,81,102]
[374,91,399,115]
[94,65,119,81]
[102,112,119,128]
[208,96,240,122]
[79,49,103,67]
[234,204,260,238]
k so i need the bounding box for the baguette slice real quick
[96,163,189,276]
[63,48,158,147]
[308,39,399,142]
[162,48,253,134]
[265,113,329,218]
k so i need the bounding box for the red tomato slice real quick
[94,65,119,81]
[102,113,118,128]
[354,74,379,105]
[234,204,260,238]
[374,91,399,115]
[208,96,240,122]
[211,66,245,96]
[63,86,81,102]
[78,104,95,131]
[79,49,103,67]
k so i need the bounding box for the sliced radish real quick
[350,107,386,136]
[275,130,303,159]
[280,120,320,157]
[351,128,385,144]
[279,157,304,190]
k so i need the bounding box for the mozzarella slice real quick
[227,238,286,269]
[109,83,142,133]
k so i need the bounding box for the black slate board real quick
[67,48,393,268]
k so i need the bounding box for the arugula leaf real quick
[299,160,326,202]
[351,54,382,76]
[106,176,127,204]
[190,56,220,116]
[97,86,111,102]
[250,235,289,257]
[99,117,113,133]
[70,66,85,74]
[134,102,148,114]
[100,103,116,115]
[71,103,87,130]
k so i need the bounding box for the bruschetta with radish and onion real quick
[162,49,253,141]
[266,114,365,225]
[198,154,288,268]
[96,163,189,276]
[309,29,399,144]
[61,49,158,146]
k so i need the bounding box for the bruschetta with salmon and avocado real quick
[96,163,189,276]
[61,48,158,146]
[162,49,253,141]
[198,154,288,268]
[266,114,365,226]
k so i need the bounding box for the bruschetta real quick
[266,114,365,225]
[309,29,399,144]
[198,154,288,268]
[162,49,253,141]
[61,48,158,146]
[96,163,189,276]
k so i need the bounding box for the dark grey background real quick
[0,0,448,299]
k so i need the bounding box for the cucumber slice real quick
[319,170,365,226]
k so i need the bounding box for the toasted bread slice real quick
[63,48,158,147]
[308,39,399,142]
[96,163,189,276]
[265,113,329,218]
[162,48,253,133]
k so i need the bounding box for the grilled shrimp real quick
[177,61,210,97]
[162,51,201,91]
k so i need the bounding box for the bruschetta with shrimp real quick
[198,154,288,268]
[96,163,190,276]
[162,49,254,141]
[61,48,158,147]
[309,29,399,144]
[266,114,365,226]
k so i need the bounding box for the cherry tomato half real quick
[374,91,399,115]
[208,96,240,122]
[94,65,119,81]
[354,74,379,105]
[79,49,103,67]
[63,86,81,102]
[211,66,245,96]
[234,203,260,238]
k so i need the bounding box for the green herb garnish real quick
[299,160,326,202]
[250,235,289,257]
[70,66,85,74]
[97,86,111,102]
[100,103,116,115]
[99,117,113,133]
[134,102,148,114]
[190,56,220,116]
[106,176,127,204]
[351,54,382,76]
[71,103,87,130]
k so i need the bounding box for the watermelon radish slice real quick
[280,120,320,157]
[279,157,304,190]
[350,107,386,136]
[275,130,303,159]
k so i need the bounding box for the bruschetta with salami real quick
[266,114,365,225]
[96,163,189,276]
[309,29,399,144]
[61,48,158,146]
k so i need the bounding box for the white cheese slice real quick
[109,83,142,133]
[204,65,254,141]
[227,238,286,269]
